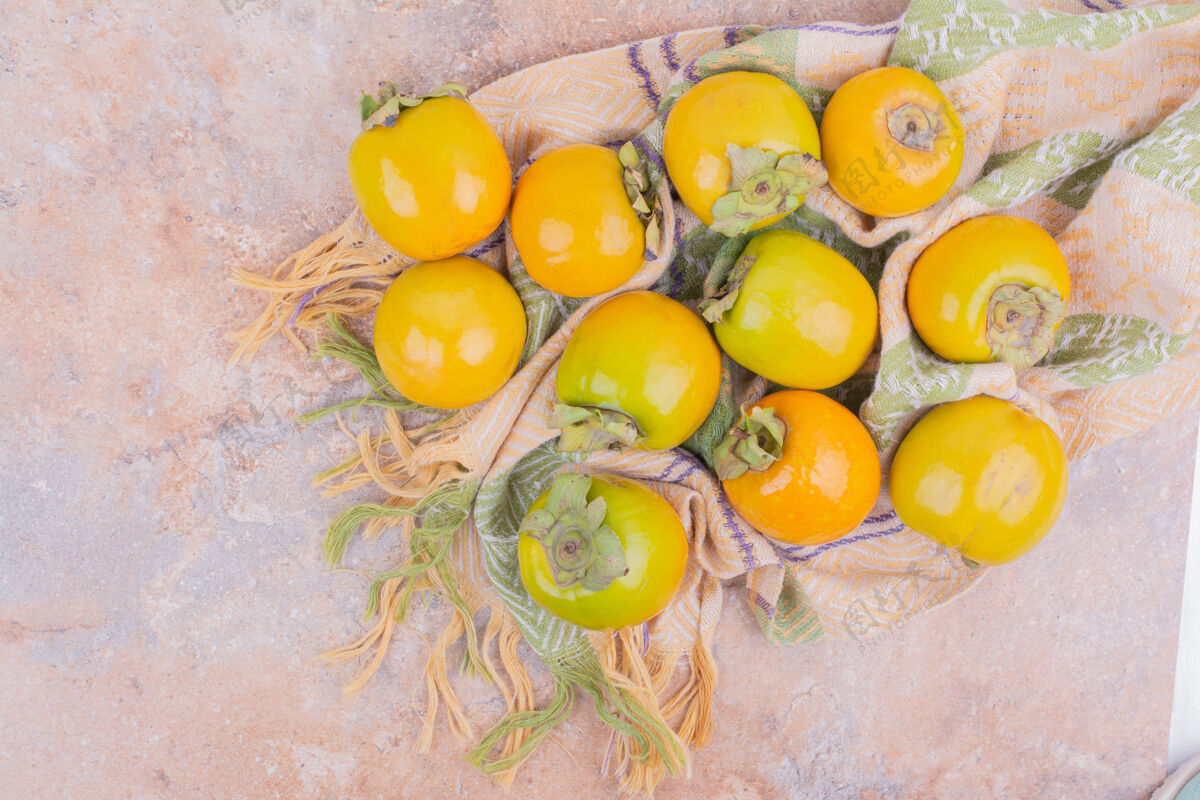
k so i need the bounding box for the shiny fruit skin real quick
[348,96,512,261]
[556,291,722,450]
[724,390,881,545]
[519,475,688,630]
[511,144,645,297]
[663,71,821,229]
[907,214,1071,364]
[373,256,526,409]
[713,229,878,390]
[821,66,964,217]
[889,395,1069,566]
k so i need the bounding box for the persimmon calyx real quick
[709,144,827,237]
[619,141,663,259]
[714,405,787,481]
[699,253,756,324]
[985,283,1066,371]
[549,404,645,453]
[887,103,945,152]
[520,473,628,591]
[359,81,468,131]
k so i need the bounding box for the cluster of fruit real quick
[345,67,1070,631]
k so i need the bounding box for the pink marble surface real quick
[0,2,1195,798]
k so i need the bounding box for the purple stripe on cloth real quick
[627,42,661,109]
[1104,0,1126,8]
[722,25,740,47]
[668,263,685,297]
[1077,0,1106,10]
[656,451,707,485]
[668,223,687,296]
[655,453,692,481]
[630,134,667,175]
[753,591,776,620]
[717,492,760,570]
[862,509,899,525]
[671,461,703,483]
[652,448,759,569]
[775,22,899,36]
[465,227,505,258]
[287,281,331,327]
[781,522,907,564]
[600,730,616,777]
[683,57,701,84]
[660,33,680,72]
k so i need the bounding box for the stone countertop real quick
[0,2,1195,798]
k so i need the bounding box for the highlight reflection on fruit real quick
[373,256,526,410]
[348,82,512,261]
[702,228,878,390]
[907,214,1071,370]
[551,291,722,452]
[717,390,881,546]
[663,71,825,236]
[890,395,1069,566]
[511,143,653,298]
[821,66,964,217]
[518,473,688,630]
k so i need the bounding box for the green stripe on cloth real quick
[1044,314,1193,387]
[891,0,1200,80]
[861,335,975,451]
[968,130,1122,208]
[755,573,823,645]
[1118,94,1200,206]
